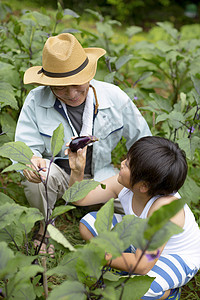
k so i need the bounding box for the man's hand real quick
[23,156,47,183]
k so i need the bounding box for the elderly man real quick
[15,33,151,256]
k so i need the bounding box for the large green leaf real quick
[115,55,133,70]
[0,81,18,110]
[62,179,102,203]
[5,257,43,300]
[91,231,124,259]
[0,221,24,245]
[112,276,154,300]
[156,111,185,129]
[148,221,183,251]
[19,207,44,234]
[93,285,117,300]
[0,111,16,141]
[157,22,179,40]
[145,198,185,240]
[48,280,87,300]
[48,224,76,251]
[0,202,25,229]
[0,193,15,205]
[0,141,33,164]
[63,8,80,18]
[76,244,104,281]
[7,282,36,300]
[191,75,200,99]
[95,198,114,234]
[47,252,79,280]
[21,11,51,27]
[0,241,14,277]
[50,205,76,219]
[177,136,200,160]
[126,25,143,37]
[14,264,43,285]
[0,62,20,88]
[113,215,147,250]
[149,93,172,112]
[2,163,33,173]
[179,175,200,205]
[51,123,64,157]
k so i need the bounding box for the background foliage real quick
[0,0,200,299]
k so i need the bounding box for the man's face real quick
[51,82,90,107]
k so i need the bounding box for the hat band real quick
[37,57,89,78]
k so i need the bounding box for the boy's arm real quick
[109,196,184,275]
[66,145,124,206]
[105,245,165,275]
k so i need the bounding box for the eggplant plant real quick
[0,123,192,299]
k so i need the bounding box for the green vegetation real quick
[0,1,200,299]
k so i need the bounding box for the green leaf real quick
[148,221,183,251]
[51,123,64,157]
[179,175,200,205]
[76,244,104,281]
[0,141,33,164]
[48,224,76,251]
[145,198,185,240]
[136,72,153,84]
[91,231,124,259]
[21,11,51,27]
[191,75,200,98]
[0,111,16,141]
[94,286,117,300]
[8,282,36,300]
[0,202,25,229]
[113,275,154,300]
[156,113,169,124]
[180,92,186,112]
[14,264,43,285]
[165,50,184,63]
[115,55,133,70]
[104,71,116,84]
[48,280,87,300]
[0,241,14,277]
[2,163,33,173]
[19,207,44,234]
[0,221,24,245]
[149,93,172,112]
[126,25,143,37]
[0,193,15,205]
[62,179,101,203]
[50,205,76,219]
[0,81,18,110]
[177,136,200,160]
[157,22,179,40]
[113,215,147,250]
[95,198,114,234]
[63,8,80,18]
[0,63,20,88]
[47,252,78,280]
[103,271,120,282]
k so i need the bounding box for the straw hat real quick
[24,33,106,86]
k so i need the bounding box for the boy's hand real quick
[65,139,87,186]
[68,146,87,174]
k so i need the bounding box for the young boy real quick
[66,136,200,299]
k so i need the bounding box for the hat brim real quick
[24,48,106,86]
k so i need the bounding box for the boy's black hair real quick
[127,136,188,196]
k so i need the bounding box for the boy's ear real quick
[139,181,149,193]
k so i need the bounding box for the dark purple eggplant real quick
[69,135,99,152]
